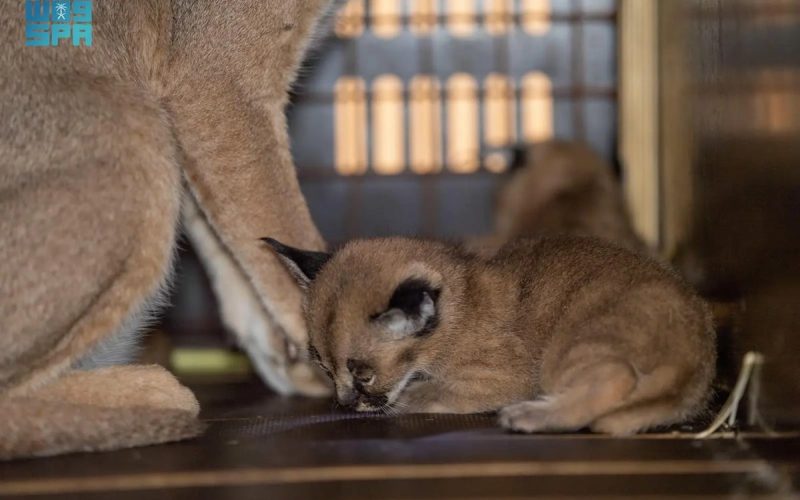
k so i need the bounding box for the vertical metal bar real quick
[417,1,440,238]
[343,12,364,240]
[571,0,586,139]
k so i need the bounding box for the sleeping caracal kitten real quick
[264,236,716,435]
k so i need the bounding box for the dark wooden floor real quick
[1,378,798,499]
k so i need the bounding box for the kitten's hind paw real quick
[498,400,555,433]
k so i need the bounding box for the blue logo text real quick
[25,1,93,47]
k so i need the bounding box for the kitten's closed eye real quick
[308,344,333,379]
[408,371,432,384]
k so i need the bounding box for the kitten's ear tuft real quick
[261,237,331,289]
[373,279,440,339]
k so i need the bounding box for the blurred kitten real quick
[473,141,646,256]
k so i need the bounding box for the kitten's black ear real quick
[373,279,440,339]
[261,237,331,289]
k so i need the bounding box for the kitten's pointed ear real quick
[261,237,331,289]
[373,279,441,339]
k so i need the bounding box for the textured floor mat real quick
[0,378,796,499]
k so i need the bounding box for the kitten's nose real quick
[336,388,358,408]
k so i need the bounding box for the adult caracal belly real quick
[0,0,334,459]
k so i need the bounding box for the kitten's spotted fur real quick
[265,236,716,435]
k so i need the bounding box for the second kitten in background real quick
[474,141,646,256]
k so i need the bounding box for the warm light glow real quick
[447,0,476,37]
[335,77,368,175]
[484,151,509,173]
[484,73,517,147]
[447,73,479,173]
[485,0,512,35]
[759,71,798,133]
[410,76,443,174]
[410,0,438,34]
[522,71,553,142]
[372,0,401,39]
[521,0,551,35]
[372,75,405,175]
[335,0,365,38]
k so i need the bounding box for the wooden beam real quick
[618,0,660,248]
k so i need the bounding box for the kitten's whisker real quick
[384,399,411,416]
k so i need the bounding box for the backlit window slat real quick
[335,77,368,175]
[372,75,406,174]
[485,0,512,35]
[335,0,365,38]
[522,71,554,142]
[522,0,551,35]
[484,73,517,147]
[410,0,438,34]
[371,0,401,39]
[447,73,479,173]
[447,0,476,37]
[410,76,443,174]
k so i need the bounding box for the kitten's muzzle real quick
[337,386,388,411]
[357,392,388,410]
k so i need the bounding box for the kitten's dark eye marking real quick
[370,279,441,338]
[387,279,441,316]
[416,314,438,338]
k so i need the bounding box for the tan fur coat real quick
[0,0,333,459]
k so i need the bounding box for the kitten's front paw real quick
[498,400,554,433]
